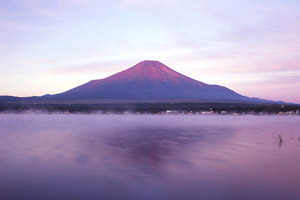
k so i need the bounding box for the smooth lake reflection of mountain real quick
[0,115,300,200]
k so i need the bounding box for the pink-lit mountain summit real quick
[43,60,266,103]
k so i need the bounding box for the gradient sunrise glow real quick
[1,0,300,103]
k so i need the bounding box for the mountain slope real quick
[43,60,262,103]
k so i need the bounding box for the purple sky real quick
[1,0,300,103]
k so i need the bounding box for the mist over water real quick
[0,114,300,200]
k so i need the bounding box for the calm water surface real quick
[0,114,300,200]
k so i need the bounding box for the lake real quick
[0,114,300,200]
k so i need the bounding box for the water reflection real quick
[0,115,300,200]
[101,126,235,166]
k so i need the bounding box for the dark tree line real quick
[0,103,299,114]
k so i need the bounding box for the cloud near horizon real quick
[0,0,300,103]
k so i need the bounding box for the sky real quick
[0,0,300,103]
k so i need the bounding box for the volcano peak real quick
[133,60,171,71]
[53,60,267,103]
[108,60,186,83]
[139,60,160,64]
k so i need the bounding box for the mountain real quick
[0,96,21,102]
[0,60,278,104]
[35,60,270,103]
